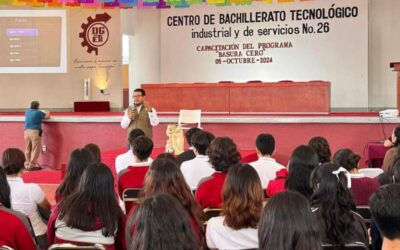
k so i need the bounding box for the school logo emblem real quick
[79,13,111,55]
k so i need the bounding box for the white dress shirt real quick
[249,156,285,189]
[120,106,159,129]
[206,216,259,250]
[181,155,215,190]
[115,151,153,175]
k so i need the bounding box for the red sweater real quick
[0,206,36,250]
[266,168,288,197]
[117,166,150,198]
[195,172,227,209]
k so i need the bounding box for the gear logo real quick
[79,13,111,55]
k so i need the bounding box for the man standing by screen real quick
[121,88,159,139]
[24,101,50,170]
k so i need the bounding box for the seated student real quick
[0,167,37,250]
[308,136,332,164]
[126,194,200,250]
[155,152,177,162]
[370,184,400,250]
[55,148,94,203]
[130,158,204,242]
[176,127,202,166]
[370,159,400,249]
[117,136,154,197]
[310,163,368,247]
[115,129,151,175]
[83,143,101,164]
[206,164,263,250]
[181,131,215,190]
[195,137,241,209]
[258,191,321,250]
[382,125,400,175]
[333,148,380,205]
[266,145,318,198]
[48,163,126,250]
[249,133,285,189]
[1,148,51,250]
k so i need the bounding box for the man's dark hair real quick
[185,127,202,146]
[134,88,146,96]
[132,136,153,161]
[191,131,215,155]
[256,134,275,156]
[30,101,40,109]
[128,129,145,145]
[370,184,400,240]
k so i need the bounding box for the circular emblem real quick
[79,13,111,55]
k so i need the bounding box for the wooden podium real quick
[390,62,400,110]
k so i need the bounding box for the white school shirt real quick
[7,176,47,236]
[249,157,285,189]
[180,155,215,190]
[206,216,259,250]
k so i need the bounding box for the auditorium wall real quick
[0,8,122,110]
[123,0,400,109]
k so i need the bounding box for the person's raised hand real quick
[144,101,152,112]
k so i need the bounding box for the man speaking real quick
[121,88,159,139]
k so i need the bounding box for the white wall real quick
[121,9,161,106]
[121,0,400,109]
[368,0,400,108]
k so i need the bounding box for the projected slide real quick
[0,10,67,73]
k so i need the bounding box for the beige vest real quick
[127,106,152,139]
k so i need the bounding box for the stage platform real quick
[1,111,399,170]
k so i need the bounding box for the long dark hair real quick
[311,163,356,245]
[222,164,263,230]
[259,191,321,250]
[142,158,204,242]
[0,167,11,208]
[285,145,319,198]
[128,194,200,250]
[56,148,94,200]
[57,163,123,237]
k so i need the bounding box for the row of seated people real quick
[116,127,383,208]
[1,151,399,250]
[1,126,399,249]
